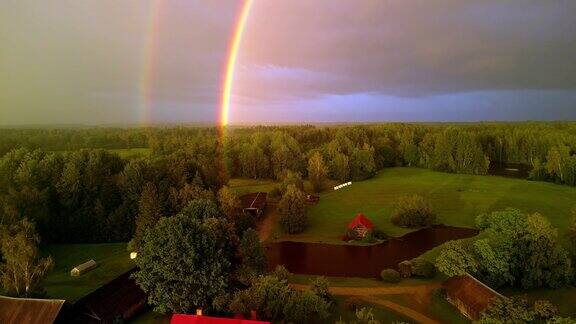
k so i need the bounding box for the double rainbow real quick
[139,0,254,128]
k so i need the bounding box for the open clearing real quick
[285,167,576,243]
[43,243,134,302]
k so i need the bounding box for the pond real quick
[488,163,531,179]
[266,225,478,278]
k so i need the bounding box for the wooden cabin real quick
[444,273,504,320]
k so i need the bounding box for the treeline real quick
[0,148,223,243]
[2,123,576,243]
[150,123,576,183]
[0,127,149,155]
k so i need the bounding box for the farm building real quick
[70,259,98,276]
[240,192,267,217]
[444,273,504,320]
[347,213,374,239]
[69,268,146,323]
[0,295,67,324]
[171,314,270,324]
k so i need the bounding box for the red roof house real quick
[171,314,269,324]
[347,213,374,239]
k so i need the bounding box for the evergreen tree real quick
[240,228,267,273]
[308,152,328,192]
[135,182,162,243]
[278,185,307,234]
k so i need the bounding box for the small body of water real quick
[488,163,531,179]
[266,225,478,278]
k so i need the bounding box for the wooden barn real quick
[444,273,504,320]
[69,268,146,323]
[0,296,67,324]
[347,213,374,239]
[240,192,267,217]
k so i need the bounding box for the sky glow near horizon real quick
[1,0,576,125]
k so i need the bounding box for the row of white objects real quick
[334,181,352,191]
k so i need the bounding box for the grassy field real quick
[43,243,134,302]
[228,178,278,196]
[286,167,576,243]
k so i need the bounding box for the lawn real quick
[228,178,278,196]
[43,243,134,302]
[286,167,576,243]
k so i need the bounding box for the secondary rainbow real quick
[139,0,164,125]
[219,0,254,127]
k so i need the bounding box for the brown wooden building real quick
[444,273,504,320]
[0,296,67,324]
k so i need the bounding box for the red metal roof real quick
[171,314,269,324]
[347,213,374,230]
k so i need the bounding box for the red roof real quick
[347,213,374,230]
[171,314,269,324]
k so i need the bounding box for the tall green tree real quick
[278,185,307,234]
[217,185,242,220]
[437,209,572,289]
[546,145,571,183]
[308,152,328,193]
[0,218,54,297]
[240,228,267,274]
[133,212,235,313]
[135,182,162,244]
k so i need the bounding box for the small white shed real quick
[70,259,98,276]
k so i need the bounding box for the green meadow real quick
[43,243,134,302]
[288,167,576,243]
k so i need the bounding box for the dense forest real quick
[1,123,576,243]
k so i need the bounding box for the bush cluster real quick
[391,195,436,227]
[411,258,436,278]
[380,269,401,283]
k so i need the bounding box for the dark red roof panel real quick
[171,314,269,324]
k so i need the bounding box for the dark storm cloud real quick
[237,0,576,99]
[1,0,575,125]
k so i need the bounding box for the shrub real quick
[310,277,333,304]
[372,229,389,241]
[380,269,401,283]
[272,265,290,281]
[391,195,436,227]
[411,258,436,278]
[398,261,412,278]
[235,212,256,236]
[343,297,364,311]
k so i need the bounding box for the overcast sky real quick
[1,0,575,125]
